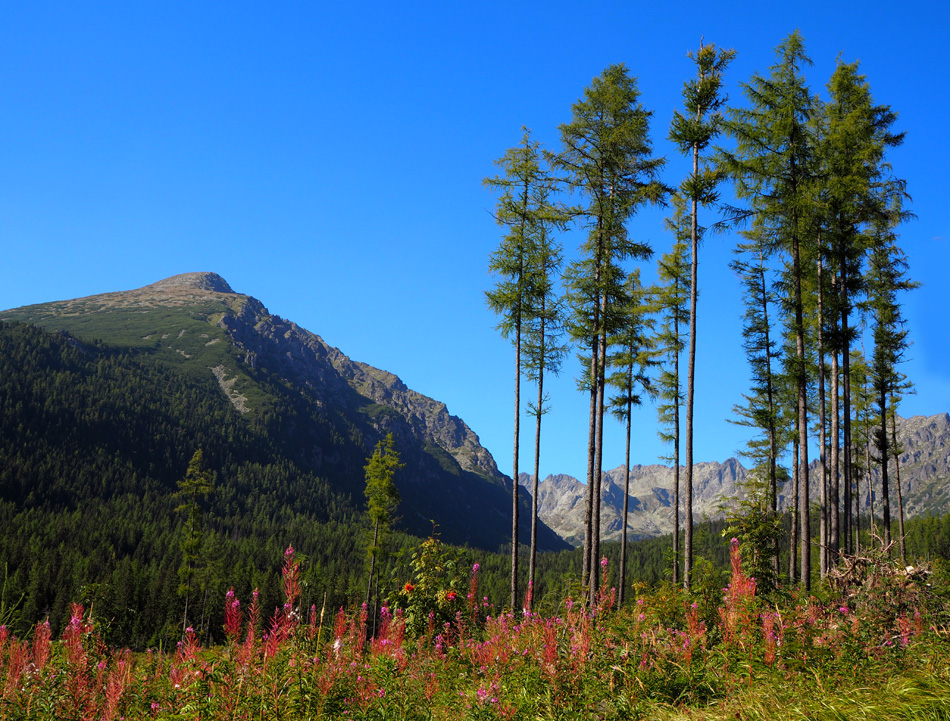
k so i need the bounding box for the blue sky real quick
[2,1,947,483]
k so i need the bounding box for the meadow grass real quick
[1,541,948,720]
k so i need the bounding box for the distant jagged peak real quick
[141,272,235,294]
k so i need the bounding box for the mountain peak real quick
[142,272,235,294]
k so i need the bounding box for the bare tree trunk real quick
[865,407,876,541]
[589,325,607,599]
[840,263,853,555]
[510,326,521,609]
[830,351,840,566]
[528,318,546,598]
[817,252,828,578]
[672,327,681,586]
[790,436,799,584]
[366,521,380,607]
[793,234,811,591]
[682,120,703,591]
[879,396,892,549]
[619,398,632,606]
[891,408,907,563]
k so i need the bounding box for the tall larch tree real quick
[556,64,666,598]
[821,58,906,557]
[669,41,734,589]
[522,165,568,600]
[722,31,816,589]
[485,128,553,609]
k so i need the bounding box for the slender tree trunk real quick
[830,351,840,564]
[817,251,828,578]
[790,436,799,584]
[583,336,598,599]
[528,319,545,598]
[757,258,779,575]
[683,138,700,590]
[583,236,604,599]
[793,233,811,590]
[879,395,892,548]
[891,408,907,562]
[511,325,521,609]
[672,315,681,586]
[366,521,380,607]
[866,428,875,541]
[590,325,607,599]
[840,263,853,555]
[619,396,632,606]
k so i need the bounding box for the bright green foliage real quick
[364,433,403,535]
[363,433,403,605]
[176,449,215,629]
[389,536,468,637]
[556,63,666,594]
[669,42,735,206]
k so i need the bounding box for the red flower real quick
[446,591,457,601]
[404,582,415,593]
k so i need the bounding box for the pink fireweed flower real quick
[224,588,242,641]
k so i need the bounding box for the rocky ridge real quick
[522,414,949,547]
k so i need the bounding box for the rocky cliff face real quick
[521,459,747,546]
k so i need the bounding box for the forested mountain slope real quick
[0,273,567,644]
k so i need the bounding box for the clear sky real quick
[2,1,947,483]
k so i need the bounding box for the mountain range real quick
[520,412,950,547]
